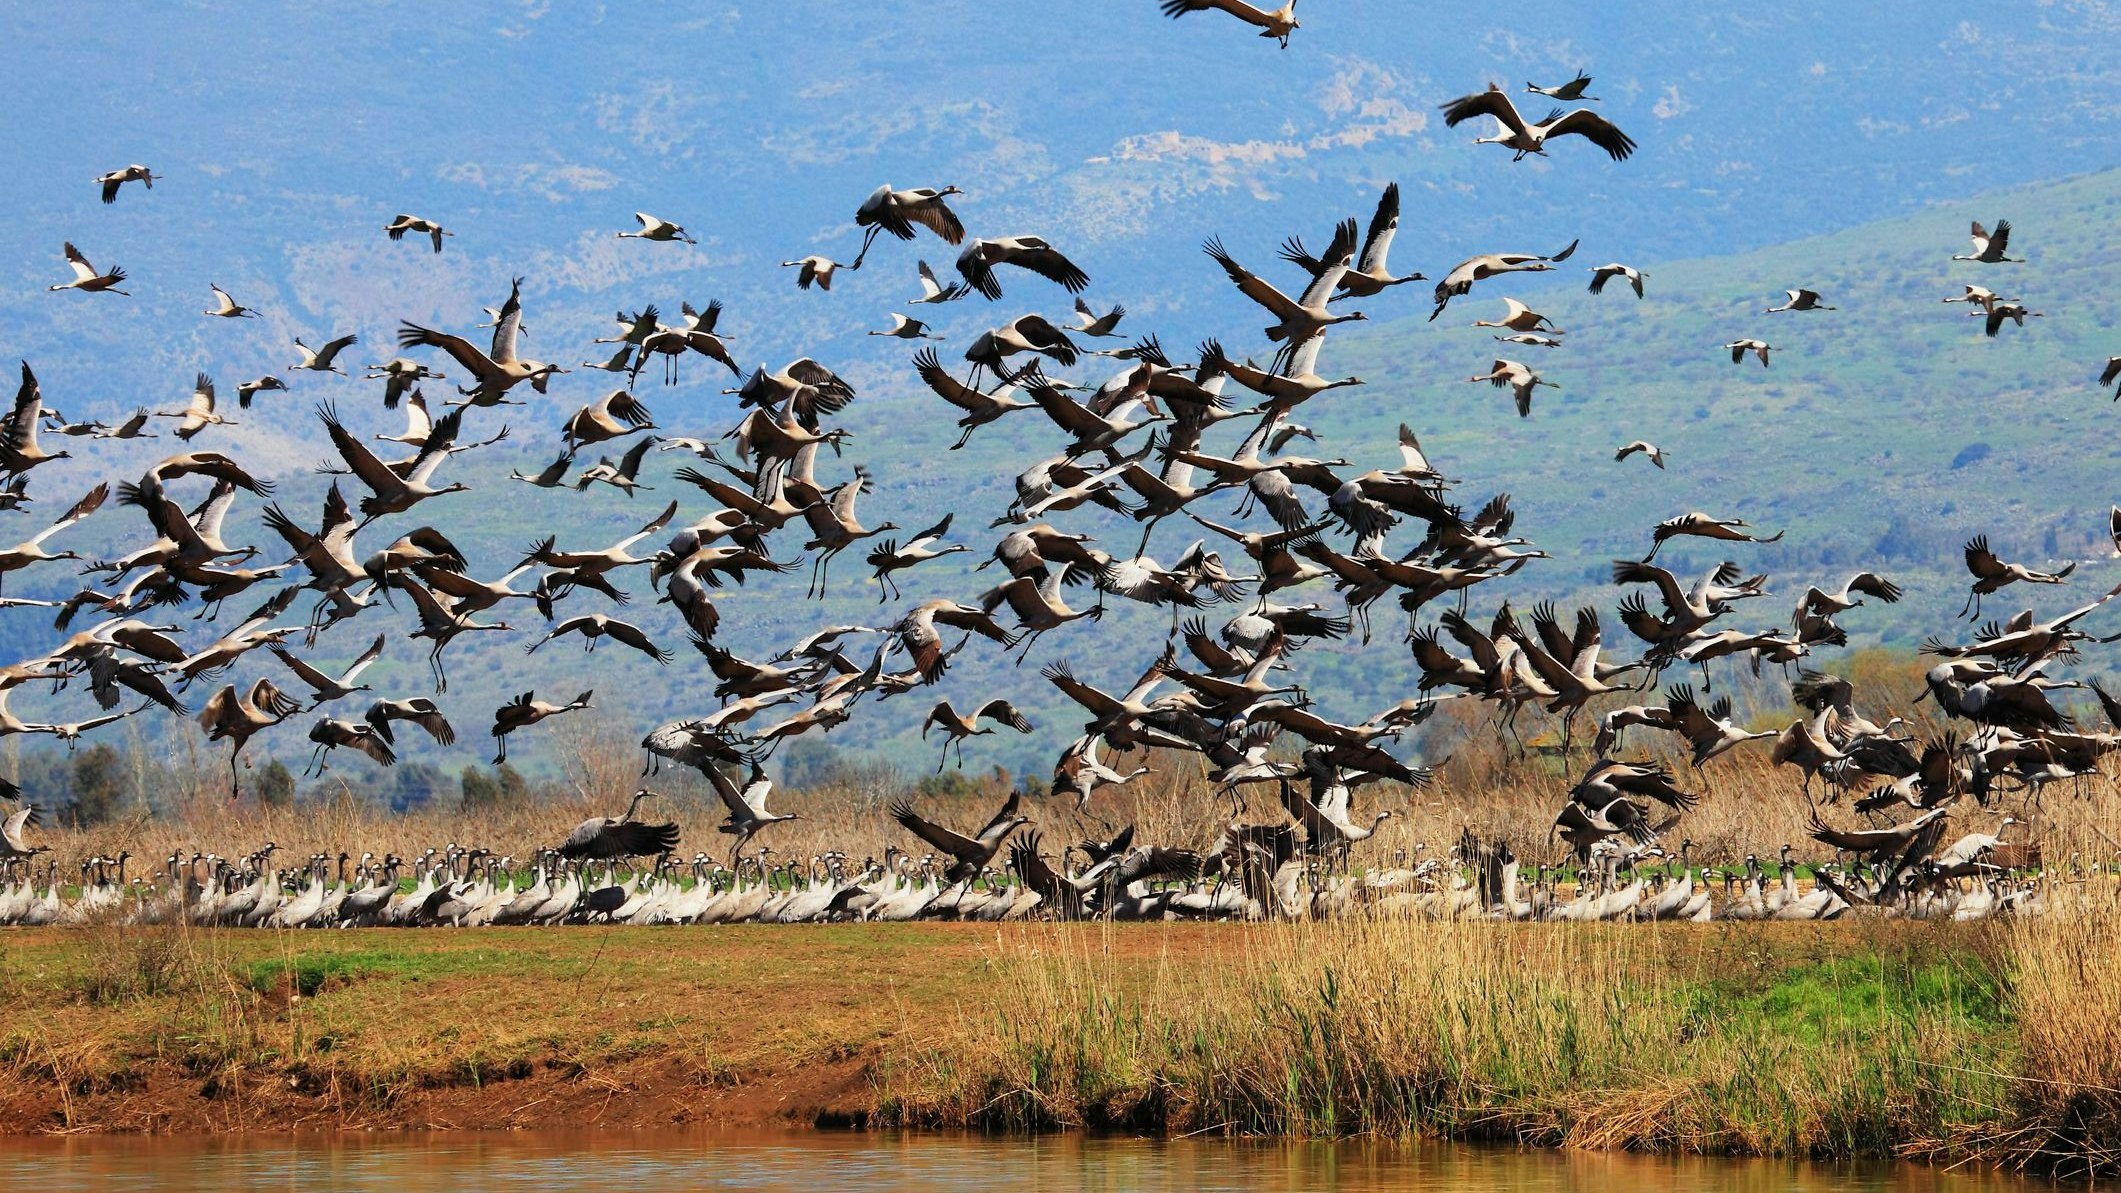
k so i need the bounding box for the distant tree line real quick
[6,743,530,827]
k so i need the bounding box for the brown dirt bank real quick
[0,1047,877,1136]
[0,921,1231,1135]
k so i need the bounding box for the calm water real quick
[0,1130,2043,1193]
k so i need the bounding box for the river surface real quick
[0,1130,2041,1191]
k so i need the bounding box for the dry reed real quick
[888,917,2015,1161]
[1969,883,2121,1178]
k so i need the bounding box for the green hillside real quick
[1322,166,2121,617]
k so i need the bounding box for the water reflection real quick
[0,1130,2038,1192]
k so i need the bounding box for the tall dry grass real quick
[1978,882,2121,1178]
[887,916,2034,1161]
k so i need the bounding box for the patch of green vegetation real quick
[1722,954,2004,1039]
[1682,954,2011,1155]
[241,946,474,997]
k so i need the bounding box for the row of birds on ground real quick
[0,814,2056,926]
[0,57,2114,924]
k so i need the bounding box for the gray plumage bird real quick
[890,788,1030,883]
[1441,84,1636,161]
[490,689,593,763]
[559,789,681,861]
[306,717,397,773]
[364,698,456,746]
[1526,70,1597,101]
[922,697,1034,770]
[1,802,44,860]
[707,764,798,862]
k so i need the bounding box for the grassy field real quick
[1,913,2117,1178]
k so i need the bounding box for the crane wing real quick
[1440,86,1530,137]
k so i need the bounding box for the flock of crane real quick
[2,21,2118,929]
[0,814,2054,927]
